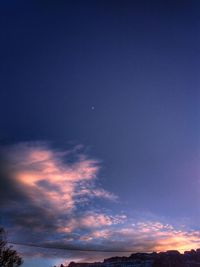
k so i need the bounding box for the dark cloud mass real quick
[1,142,200,264]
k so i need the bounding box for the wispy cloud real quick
[1,141,200,263]
[74,221,200,253]
[0,142,120,242]
[3,142,102,211]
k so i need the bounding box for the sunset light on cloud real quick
[0,1,199,266]
[2,143,117,216]
[1,142,200,259]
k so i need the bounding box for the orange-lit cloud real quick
[1,142,200,256]
[76,221,200,253]
[4,142,116,213]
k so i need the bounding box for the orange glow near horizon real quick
[4,143,200,254]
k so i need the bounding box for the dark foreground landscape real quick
[57,249,200,267]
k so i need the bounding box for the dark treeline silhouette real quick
[0,228,23,267]
[55,249,200,267]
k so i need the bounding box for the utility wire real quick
[8,241,134,253]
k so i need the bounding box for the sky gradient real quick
[0,1,200,266]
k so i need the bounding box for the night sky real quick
[0,1,200,266]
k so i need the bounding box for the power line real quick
[8,241,134,253]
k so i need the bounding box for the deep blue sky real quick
[0,0,200,266]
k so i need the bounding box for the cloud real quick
[13,221,200,265]
[0,142,120,243]
[77,188,117,201]
[2,142,101,212]
[57,213,127,235]
[76,221,200,254]
[1,141,200,264]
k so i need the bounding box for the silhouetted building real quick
[64,249,200,267]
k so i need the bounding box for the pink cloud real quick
[3,142,200,255]
[4,142,116,213]
[57,213,127,235]
[77,221,200,253]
